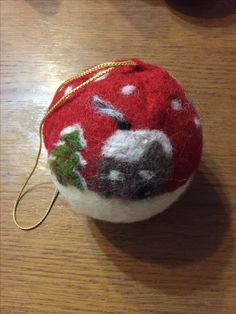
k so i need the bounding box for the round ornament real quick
[43,58,202,223]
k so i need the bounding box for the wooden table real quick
[1,1,236,313]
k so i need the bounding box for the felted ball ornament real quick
[43,58,203,223]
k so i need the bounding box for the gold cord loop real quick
[13,60,137,230]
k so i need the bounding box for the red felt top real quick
[43,58,203,192]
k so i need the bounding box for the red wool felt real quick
[43,58,203,194]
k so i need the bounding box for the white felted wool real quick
[52,175,192,223]
[121,84,136,95]
[102,129,173,162]
[171,99,182,111]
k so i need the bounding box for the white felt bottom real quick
[52,176,192,223]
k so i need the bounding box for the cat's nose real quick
[93,130,173,199]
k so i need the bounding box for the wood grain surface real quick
[1,0,236,313]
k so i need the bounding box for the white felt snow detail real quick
[138,170,155,180]
[102,129,172,162]
[51,175,192,223]
[64,86,73,95]
[60,124,87,148]
[108,170,125,181]
[121,85,136,95]
[194,117,201,128]
[56,140,65,146]
[75,152,87,166]
[95,72,109,81]
[171,99,182,111]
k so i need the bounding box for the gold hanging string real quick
[13,60,137,230]
[57,60,136,91]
